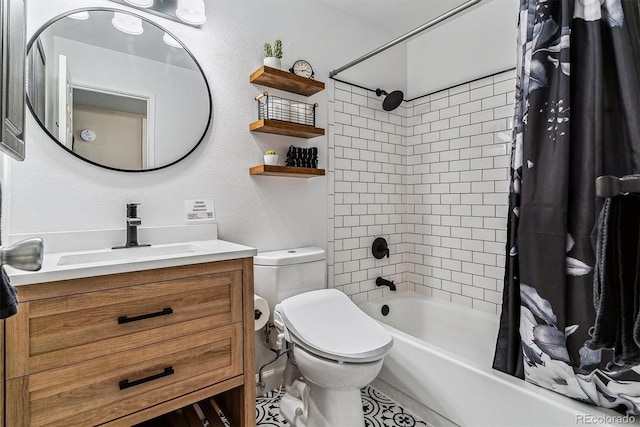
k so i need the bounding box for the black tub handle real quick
[119,366,174,390]
[372,237,390,259]
[118,307,173,324]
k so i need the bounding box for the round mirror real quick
[27,8,211,172]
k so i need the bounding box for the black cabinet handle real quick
[119,366,174,390]
[118,307,173,324]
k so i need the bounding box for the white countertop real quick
[6,239,257,286]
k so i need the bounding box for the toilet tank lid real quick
[254,247,325,266]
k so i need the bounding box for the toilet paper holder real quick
[253,294,270,332]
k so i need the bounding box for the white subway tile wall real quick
[328,80,408,305]
[328,70,515,314]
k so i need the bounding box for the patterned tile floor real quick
[256,385,430,427]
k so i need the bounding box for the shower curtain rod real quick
[329,0,482,78]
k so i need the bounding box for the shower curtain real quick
[493,0,640,413]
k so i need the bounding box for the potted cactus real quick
[263,39,282,69]
[264,150,278,165]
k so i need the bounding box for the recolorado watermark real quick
[576,414,636,424]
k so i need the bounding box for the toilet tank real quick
[254,247,326,312]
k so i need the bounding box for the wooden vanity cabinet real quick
[1,257,256,427]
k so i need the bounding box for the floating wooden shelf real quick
[250,119,325,138]
[250,66,325,96]
[250,165,325,178]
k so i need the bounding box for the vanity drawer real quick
[9,324,243,427]
[8,270,242,375]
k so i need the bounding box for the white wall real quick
[407,0,518,98]
[6,0,398,253]
[337,45,408,98]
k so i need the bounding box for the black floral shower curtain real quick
[494,0,640,412]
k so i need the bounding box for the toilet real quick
[254,247,393,427]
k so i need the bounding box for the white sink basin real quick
[57,244,202,266]
[7,238,257,287]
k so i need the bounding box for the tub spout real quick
[376,276,396,291]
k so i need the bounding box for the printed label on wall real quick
[185,199,215,223]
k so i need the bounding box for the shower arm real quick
[329,0,482,78]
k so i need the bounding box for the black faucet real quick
[376,277,396,291]
[113,203,150,249]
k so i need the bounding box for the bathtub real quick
[359,292,636,427]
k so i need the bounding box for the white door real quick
[141,117,149,169]
[57,55,73,148]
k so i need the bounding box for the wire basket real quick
[255,92,317,126]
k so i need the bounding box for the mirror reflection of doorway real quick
[58,55,74,149]
[71,87,150,170]
[27,10,212,171]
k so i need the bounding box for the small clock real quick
[289,59,314,79]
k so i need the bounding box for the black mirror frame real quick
[25,7,212,173]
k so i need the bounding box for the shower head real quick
[375,88,404,111]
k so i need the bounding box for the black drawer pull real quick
[118,307,173,324]
[119,366,174,390]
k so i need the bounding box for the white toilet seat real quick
[275,289,393,363]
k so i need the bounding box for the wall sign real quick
[185,199,214,223]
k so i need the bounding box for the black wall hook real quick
[372,237,389,259]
